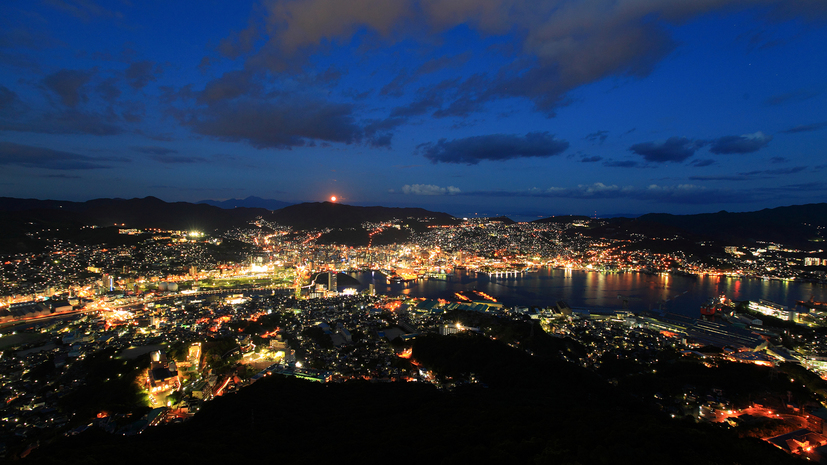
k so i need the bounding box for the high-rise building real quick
[328,272,337,292]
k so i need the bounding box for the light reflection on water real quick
[348,269,827,318]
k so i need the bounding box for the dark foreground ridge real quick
[25,333,797,465]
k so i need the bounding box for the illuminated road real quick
[1,285,292,329]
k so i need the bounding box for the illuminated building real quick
[805,257,822,267]
[749,299,808,323]
[438,323,463,336]
[147,350,180,393]
[188,343,201,370]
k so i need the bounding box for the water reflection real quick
[347,269,827,318]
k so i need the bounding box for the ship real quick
[700,300,719,316]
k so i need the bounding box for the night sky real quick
[1,1,826,219]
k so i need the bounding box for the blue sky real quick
[1,0,825,218]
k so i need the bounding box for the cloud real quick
[124,61,161,89]
[133,146,178,156]
[96,78,121,102]
[401,184,460,195]
[689,166,807,181]
[689,159,715,167]
[416,52,472,75]
[603,160,641,168]
[0,109,121,135]
[0,141,122,170]
[420,132,568,165]
[629,137,703,162]
[0,85,18,110]
[148,154,208,164]
[781,122,827,133]
[363,117,405,148]
[40,174,81,179]
[380,53,473,98]
[741,166,807,176]
[182,97,365,149]
[709,131,772,154]
[581,156,602,163]
[763,89,819,106]
[770,157,787,163]
[465,183,634,200]
[688,175,753,181]
[197,69,261,104]
[217,0,817,116]
[584,130,609,144]
[42,69,94,107]
[642,184,714,204]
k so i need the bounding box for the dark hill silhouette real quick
[24,333,798,465]
[197,196,293,210]
[486,215,515,224]
[638,203,827,246]
[265,201,457,230]
[533,214,591,224]
[0,197,458,252]
[0,196,269,232]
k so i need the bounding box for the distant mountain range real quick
[635,204,827,246]
[0,197,457,253]
[269,201,457,231]
[0,197,824,253]
[197,196,293,210]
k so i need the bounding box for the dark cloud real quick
[381,53,473,98]
[431,74,487,118]
[416,52,472,75]
[0,27,64,50]
[95,78,121,102]
[184,98,363,149]
[148,154,207,164]
[419,132,569,165]
[0,109,121,135]
[221,0,813,116]
[689,175,752,181]
[629,137,703,162]
[689,166,807,181]
[369,133,393,148]
[42,69,94,107]
[124,61,161,89]
[781,122,827,133]
[709,132,771,154]
[390,94,442,118]
[40,174,81,179]
[363,117,405,147]
[584,130,608,144]
[603,160,641,168]
[770,157,787,163]
[689,159,715,167]
[133,146,178,156]
[581,156,602,163]
[741,166,807,176]
[0,85,18,110]
[0,141,120,170]
[380,70,412,98]
[197,56,213,74]
[763,89,818,106]
[197,69,261,104]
